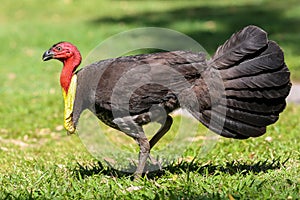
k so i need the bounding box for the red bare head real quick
[42,42,82,93]
[42,42,82,66]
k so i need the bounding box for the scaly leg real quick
[113,112,173,177]
[149,115,173,149]
[113,116,151,177]
[134,113,173,171]
[134,129,150,177]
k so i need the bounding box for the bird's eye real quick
[56,46,62,51]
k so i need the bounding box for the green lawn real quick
[0,0,299,199]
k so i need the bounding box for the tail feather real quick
[222,98,286,115]
[189,110,245,138]
[224,66,290,90]
[208,25,268,69]
[225,85,290,99]
[217,105,278,127]
[190,25,291,139]
[202,109,267,137]
[220,41,284,80]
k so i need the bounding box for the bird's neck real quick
[60,54,81,94]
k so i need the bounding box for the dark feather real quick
[224,66,290,89]
[209,25,268,69]
[71,25,290,140]
[221,98,286,115]
[220,41,284,80]
[225,84,291,99]
[202,109,266,137]
[44,25,292,177]
[216,105,278,127]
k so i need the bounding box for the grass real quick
[0,0,299,199]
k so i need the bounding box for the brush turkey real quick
[42,25,291,176]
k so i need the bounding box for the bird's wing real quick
[78,51,207,116]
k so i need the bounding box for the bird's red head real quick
[42,42,82,93]
[42,42,82,64]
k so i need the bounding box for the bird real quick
[42,25,291,177]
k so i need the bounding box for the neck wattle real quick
[60,55,81,94]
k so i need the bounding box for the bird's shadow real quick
[72,157,289,180]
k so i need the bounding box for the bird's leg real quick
[113,111,173,176]
[134,109,173,170]
[134,128,150,178]
[133,105,173,149]
[149,115,173,149]
[145,115,173,171]
[113,116,151,177]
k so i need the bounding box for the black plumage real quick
[42,25,291,177]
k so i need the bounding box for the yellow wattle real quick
[62,74,77,134]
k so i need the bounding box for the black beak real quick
[42,50,54,61]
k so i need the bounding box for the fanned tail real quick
[191,25,291,139]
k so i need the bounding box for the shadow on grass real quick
[72,157,289,180]
[89,2,300,55]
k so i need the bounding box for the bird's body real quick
[43,25,291,177]
[73,50,207,128]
